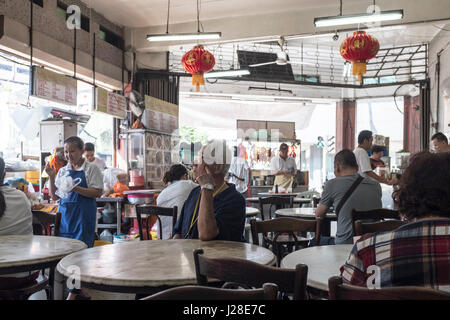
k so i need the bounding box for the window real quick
[33,0,44,7]
[99,26,124,50]
[56,1,90,33]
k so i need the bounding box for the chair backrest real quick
[141,283,279,300]
[32,211,61,236]
[250,217,321,249]
[258,196,294,220]
[135,204,178,240]
[351,209,401,237]
[193,248,308,300]
[328,276,450,300]
[354,220,407,236]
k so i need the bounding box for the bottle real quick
[275,184,279,194]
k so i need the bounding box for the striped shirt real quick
[340,219,450,292]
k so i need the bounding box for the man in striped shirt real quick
[340,151,450,292]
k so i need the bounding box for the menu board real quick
[143,95,179,134]
[94,87,127,119]
[32,67,77,106]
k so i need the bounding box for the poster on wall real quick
[94,87,127,119]
[31,66,77,106]
[143,95,179,134]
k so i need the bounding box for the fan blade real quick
[249,61,277,67]
[287,61,316,66]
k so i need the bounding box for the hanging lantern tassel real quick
[181,45,215,92]
[352,62,366,82]
[340,31,379,83]
[192,73,205,92]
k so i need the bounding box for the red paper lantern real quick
[181,45,215,92]
[340,31,379,82]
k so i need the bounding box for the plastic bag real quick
[55,169,82,199]
[103,168,127,191]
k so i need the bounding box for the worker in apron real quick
[46,136,103,299]
[270,143,297,190]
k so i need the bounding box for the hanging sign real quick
[31,66,77,106]
[143,95,179,134]
[94,87,127,119]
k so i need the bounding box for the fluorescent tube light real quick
[314,10,403,27]
[204,69,250,78]
[147,32,221,42]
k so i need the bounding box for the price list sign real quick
[95,87,127,119]
[143,95,179,134]
[32,67,77,106]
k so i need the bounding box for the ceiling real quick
[80,0,367,28]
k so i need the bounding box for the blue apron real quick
[58,169,96,248]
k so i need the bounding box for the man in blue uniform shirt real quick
[173,140,246,242]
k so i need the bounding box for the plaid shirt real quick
[340,219,450,292]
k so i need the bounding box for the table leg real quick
[116,202,121,234]
[48,266,55,300]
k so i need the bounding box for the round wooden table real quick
[275,208,337,236]
[280,244,353,293]
[257,192,300,197]
[0,235,87,299]
[245,207,260,217]
[57,239,276,295]
[247,197,311,206]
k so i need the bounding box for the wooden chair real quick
[193,248,308,300]
[250,217,322,266]
[258,196,294,221]
[32,211,61,236]
[351,209,401,237]
[354,220,407,236]
[135,204,178,240]
[328,276,450,300]
[141,283,279,300]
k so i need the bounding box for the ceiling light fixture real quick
[204,69,250,78]
[147,0,222,42]
[314,0,403,27]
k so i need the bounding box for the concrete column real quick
[403,95,422,154]
[336,99,356,152]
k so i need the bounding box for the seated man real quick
[0,157,39,290]
[341,152,450,292]
[431,132,450,153]
[172,140,246,242]
[315,149,382,245]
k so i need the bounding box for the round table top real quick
[281,244,353,292]
[245,207,260,217]
[275,208,337,220]
[257,192,300,197]
[0,235,87,272]
[247,197,311,204]
[57,239,276,289]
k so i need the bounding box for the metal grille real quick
[168,41,427,88]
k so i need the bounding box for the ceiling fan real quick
[249,36,315,68]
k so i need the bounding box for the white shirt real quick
[56,160,104,190]
[0,186,32,236]
[270,155,297,174]
[156,180,198,239]
[87,157,107,170]
[354,147,372,178]
[227,157,250,193]
[0,186,33,278]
